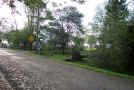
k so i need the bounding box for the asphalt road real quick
[0,48,134,90]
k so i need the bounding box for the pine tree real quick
[98,0,128,72]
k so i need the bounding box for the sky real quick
[0,0,105,31]
[47,0,104,27]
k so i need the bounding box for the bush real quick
[71,47,82,61]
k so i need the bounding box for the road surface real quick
[0,48,134,90]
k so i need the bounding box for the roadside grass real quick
[24,51,134,80]
[85,48,96,51]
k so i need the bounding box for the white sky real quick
[48,0,105,28]
[0,0,27,31]
[0,0,104,31]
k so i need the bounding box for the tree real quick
[47,6,83,55]
[23,0,53,51]
[71,0,86,4]
[97,0,129,72]
[91,5,105,33]
[5,27,31,49]
[48,20,69,55]
[88,35,97,48]
[124,16,134,73]
[0,32,3,43]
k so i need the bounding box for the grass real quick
[24,51,134,80]
[85,48,96,51]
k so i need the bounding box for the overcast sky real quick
[0,0,105,31]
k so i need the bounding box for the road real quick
[0,48,134,90]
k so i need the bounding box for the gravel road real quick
[0,48,134,90]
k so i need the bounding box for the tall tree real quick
[98,0,128,72]
[47,6,83,55]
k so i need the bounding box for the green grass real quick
[85,48,96,51]
[25,52,70,60]
[24,51,134,80]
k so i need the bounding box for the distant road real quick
[0,48,134,90]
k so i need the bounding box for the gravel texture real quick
[0,70,13,90]
[0,48,134,90]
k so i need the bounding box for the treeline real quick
[3,0,85,58]
[91,0,134,75]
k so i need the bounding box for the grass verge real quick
[24,51,134,80]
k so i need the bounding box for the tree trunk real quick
[30,42,33,51]
[23,42,26,50]
[62,45,65,55]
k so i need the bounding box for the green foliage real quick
[85,48,96,51]
[124,19,134,73]
[72,47,82,61]
[91,5,105,33]
[24,0,46,9]
[0,32,3,43]
[5,27,31,49]
[61,6,84,32]
[73,36,85,50]
[71,0,86,4]
[88,35,97,48]
[40,45,61,56]
[46,6,84,55]
[92,0,134,74]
